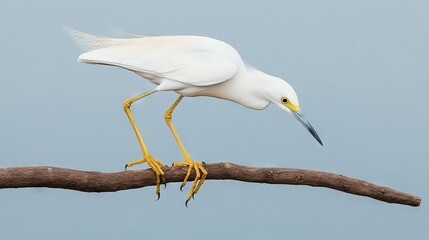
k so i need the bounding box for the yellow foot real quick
[125,156,167,200]
[173,157,207,207]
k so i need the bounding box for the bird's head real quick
[266,77,323,146]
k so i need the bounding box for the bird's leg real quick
[164,95,207,205]
[123,89,166,199]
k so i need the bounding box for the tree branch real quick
[0,163,420,207]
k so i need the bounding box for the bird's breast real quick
[171,79,270,110]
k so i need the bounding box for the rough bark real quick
[0,163,420,207]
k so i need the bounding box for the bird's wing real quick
[78,38,238,86]
[162,51,238,86]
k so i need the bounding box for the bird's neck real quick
[233,68,273,110]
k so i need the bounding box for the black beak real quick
[291,110,323,146]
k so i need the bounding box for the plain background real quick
[0,1,428,239]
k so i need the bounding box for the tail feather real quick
[105,24,143,38]
[63,26,134,52]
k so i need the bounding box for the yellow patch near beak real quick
[285,102,300,111]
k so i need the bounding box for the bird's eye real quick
[281,97,288,103]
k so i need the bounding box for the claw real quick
[185,199,190,208]
[180,184,184,192]
[162,178,167,189]
[125,156,165,201]
[202,161,206,167]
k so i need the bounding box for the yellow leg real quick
[164,95,207,206]
[123,89,166,199]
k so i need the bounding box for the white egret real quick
[68,29,323,205]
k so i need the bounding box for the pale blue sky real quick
[0,1,428,239]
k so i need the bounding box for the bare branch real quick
[0,163,420,207]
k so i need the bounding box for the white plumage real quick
[69,29,308,111]
[67,28,322,204]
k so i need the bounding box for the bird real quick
[67,28,323,206]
